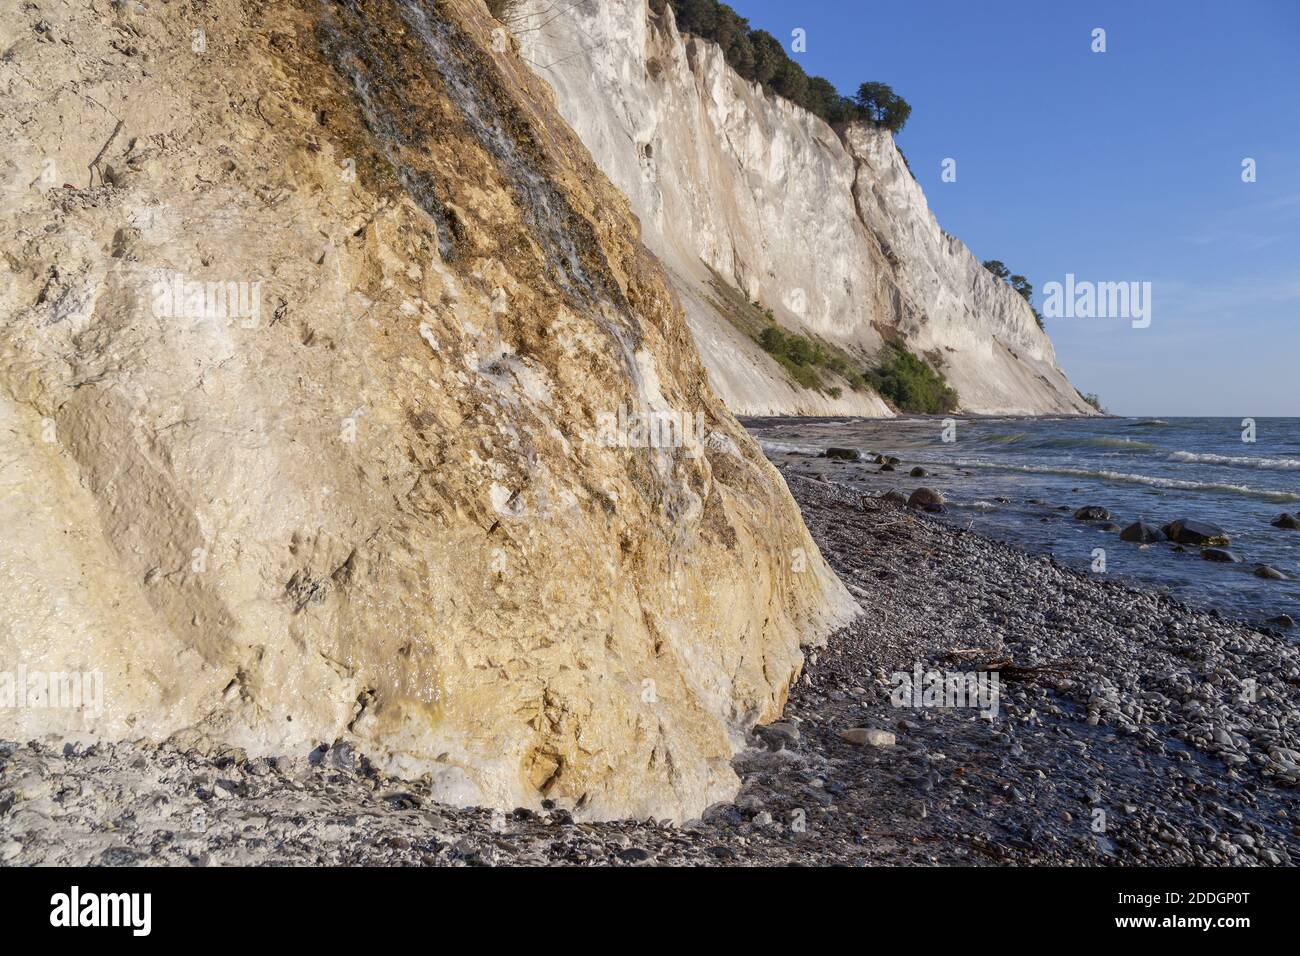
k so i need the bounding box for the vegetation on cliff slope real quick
[1082,392,1107,414]
[758,325,870,395]
[656,0,911,132]
[701,269,869,396]
[983,259,1046,330]
[867,343,958,414]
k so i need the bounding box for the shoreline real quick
[738,412,1113,428]
[749,417,1300,633]
[3,477,1298,865]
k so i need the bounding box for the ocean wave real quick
[977,433,1159,451]
[1037,436,1161,451]
[757,439,826,457]
[980,432,1032,445]
[1168,451,1300,470]
[951,459,1300,503]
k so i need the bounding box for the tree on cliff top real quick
[854,83,912,134]
[659,0,912,134]
[984,261,1046,330]
[982,260,1011,281]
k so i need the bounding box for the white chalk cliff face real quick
[0,0,856,820]
[513,0,1094,417]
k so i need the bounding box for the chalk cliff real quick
[0,0,856,820]
[512,0,1094,416]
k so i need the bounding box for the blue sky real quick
[727,0,1300,416]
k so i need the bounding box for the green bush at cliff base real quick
[867,344,958,414]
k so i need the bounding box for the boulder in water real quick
[824,447,861,461]
[909,466,928,477]
[1162,518,1230,546]
[1271,513,1300,530]
[1120,522,1165,543]
[1074,506,1110,521]
[1254,565,1290,580]
[1200,548,1241,563]
[907,487,945,512]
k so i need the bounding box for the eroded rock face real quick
[512,0,1096,417]
[0,0,856,820]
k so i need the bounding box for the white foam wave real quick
[951,459,1300,503]
[758,439,826,457]
[1168,451,1300,470]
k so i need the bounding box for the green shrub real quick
[867,344,958,414]
[784,334,814,366]
[758,325,786,355]
[756,314,873,395]
[758,324,816,366]
[774,354,820,389]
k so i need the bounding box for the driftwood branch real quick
[974,658,1080,682]
[88,119,125,186]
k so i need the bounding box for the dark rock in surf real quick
[1163,519,1230,546]
[909,466,928,477]
[907,488,945,512]
[1271,513,1300,530]
[1120,522,1165,543]
[880,464,895,472]
[1200,548,1241,563]
[1074,506,1110,521]
[1254,565,1290,580]
[824,447,861,461]
[1268,614,1295,628]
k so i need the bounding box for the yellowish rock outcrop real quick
[0,0,855,819]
